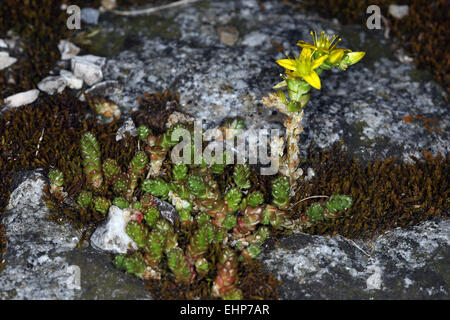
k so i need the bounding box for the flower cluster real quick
[263,30,365,191]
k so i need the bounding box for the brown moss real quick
[132,90,181,134]
[144,260,280,300]
[237,261,280,300]
[278,0,450,95]
[0,92,138,234]
[0,0,73,97]
[290,143,449,239]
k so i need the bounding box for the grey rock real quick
[153,197,178,225]
[60,70,83,90]
[37,76,67,95]
[72,55,106,69]
[116,117,137,141]
[90,206,137,254]
[0,51,17,70]
[72,55,106,86]
[101,0,448,162]
[64,246,152,299]
[58,40,80,60]
[0,39,7,49]
[0,171,81,299]
[81,8,100,25]
[4,89,39,108]
[260,219,449,299]
[242,31,269,47]
[79,80,122,101]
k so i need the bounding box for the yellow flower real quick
[276,48,328,89]
[347,51,366,65]
[339,51,366,70]
[298,30,342,54]
[297,30,351,67]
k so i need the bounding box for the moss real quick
[0,0,73,97]
[279,0,450,96]
[0,92,137,235]
[132,90,181,134]
[291,143,449,239]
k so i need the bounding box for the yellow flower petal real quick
[328,49,344,64]
[299,47,313,60]
[347,51,365,65]
[297,41,316,50]
[272,80,287,89]
[311,54,328,69]
[302,71,321,90]
[276,59,296,70]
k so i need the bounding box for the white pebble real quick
[4,89,39,108]
[0,51,17,70]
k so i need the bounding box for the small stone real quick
[79,80,121,101]
[81,8,100,25]
[37,76,67,95]
[0,51,17,70]
[72,55,105,86]
[90,205,138,254]
[101,0,117,10]
[58,40,80,60]
[388,4,409,19]
[242,31,268,47]
[152,197,178,225]
[71,54,106,70]
[4,89,39,108]
[60,70,83,89]
[305,167,315,181]
[116,118,136,141]
[217,26,239,46]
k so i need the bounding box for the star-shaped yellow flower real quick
[297,30,351,66]
[298,30,341,54]
[276,48,328,89]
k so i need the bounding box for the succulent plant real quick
[113,173,129,196]
[126,221,148,249]
[233,164,251,189]
[271,176,290,210]
[145,230,166,269]
[94,197,111,215]
[47,117,355,300]
[246,190,264,208]
[144,206,160,228]
[137,125,151,141]
[142,178,172,200]
[212,248,242,300]
[77,190,93,209]
[102,158,120,182]
[48,168,64,187]
[306,202,324,222]
[114,252,146,278]
[167,248,194,284]
[224,187,242,212]
[326,194,353,213]
[81,132,103,189]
